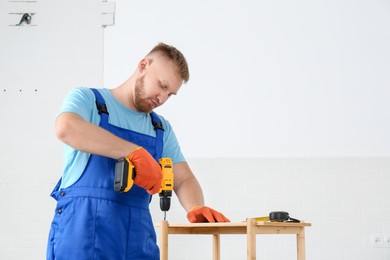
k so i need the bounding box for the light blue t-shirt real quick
[58,87,186,189]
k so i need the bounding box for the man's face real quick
[134,57,182,113]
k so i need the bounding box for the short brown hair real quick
[148,42,190,84]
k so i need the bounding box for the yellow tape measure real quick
[253,216,270,222]
[251,212,300,223]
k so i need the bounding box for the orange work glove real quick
[187,206,230,223]
[127,147,162,195]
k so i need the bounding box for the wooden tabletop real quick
[156,220,311,228]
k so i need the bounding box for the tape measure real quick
[253,211,300,223]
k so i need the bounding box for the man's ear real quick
[138,58,149,73]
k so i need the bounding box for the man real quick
[46,42,229,260]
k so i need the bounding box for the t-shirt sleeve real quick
[161,119,186,164]
[57,87,96,189]
[58,87,97,124]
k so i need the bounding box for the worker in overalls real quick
[46,43,229,260]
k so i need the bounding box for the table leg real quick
[213,234,220,260]
[296,228,306,260]
[160,220,169,260]
[247,218,256,260]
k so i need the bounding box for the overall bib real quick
[47,89,163,260]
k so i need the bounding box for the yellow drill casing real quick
[159,158,174,193]
[159,158,174,212]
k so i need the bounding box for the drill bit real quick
[164,211,167,220]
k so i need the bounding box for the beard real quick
[134,76,153,113]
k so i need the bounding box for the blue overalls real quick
[47,88,163,260]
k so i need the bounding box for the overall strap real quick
[90,88,164,159]
[90,88,109,124]
[150,111,164,159]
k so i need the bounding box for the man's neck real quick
[110,77,137,111]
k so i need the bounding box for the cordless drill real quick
[114,157,174,219]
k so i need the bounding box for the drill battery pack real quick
[114,158,136,192]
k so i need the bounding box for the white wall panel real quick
[0,0,105,258]
[104,0,390,157]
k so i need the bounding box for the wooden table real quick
[156,218,311,260]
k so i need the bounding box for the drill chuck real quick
[159,190,172,211]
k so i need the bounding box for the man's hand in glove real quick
[127,147,162,194]
[187,206,230,223]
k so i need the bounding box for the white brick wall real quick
[150,157,390,260]
[2,131,387,258]
[1,144,389,259]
